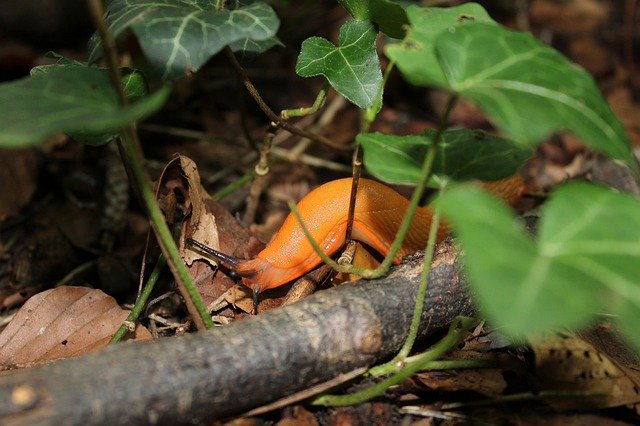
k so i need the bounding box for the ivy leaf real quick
[296,20,382,109]
[437,182,640,346]
[88,0,279,80]
[0,65,169,147]
[358,129,531,185]
[435,23,633,164]
[386,4,496,87]
[337,0,408,39]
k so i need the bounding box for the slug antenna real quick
[186,238,241,275]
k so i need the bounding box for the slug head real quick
[186,238,272,309]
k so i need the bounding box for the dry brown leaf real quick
[416,368,508,397]
[171,156,221,266]
[415,350,518,397]
[533,333,640,411]
[156,156,263,309]
[0,286,151,366]
[276,405,319,426]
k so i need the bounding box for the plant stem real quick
[366,94,458,279]
[281,82,329,119]
[212,170,255,201]
[111,255,166,343]
[392,95,459,356]
[224,47,349,151]
[119,131,214,329]
[87,0,214,330]
[312,316,479,406]
[399,200,442,357]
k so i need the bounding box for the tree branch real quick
[0,240,473,424]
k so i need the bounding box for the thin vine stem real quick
[345,60,396,243]
[224,47,350,151]
[312,316,479,406]
[87,0,214,330]
[281,82,329,119]
[111,255,166,343]
[399,196,443,358]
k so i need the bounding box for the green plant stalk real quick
[375,95,460,367]
[312,316,479,406]
[416,359,497,371]
[400,201,442,357]
[366,199,443,378]
[212,170,255,201]
[119,131,215,329]
[88,0,213,330]
[281,82,329,119]
[111,255,166,343]
[366,94,459,279]
[343,61,396,242]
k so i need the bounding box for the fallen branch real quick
[0,240,473,425]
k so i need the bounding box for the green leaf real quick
[0,65,170,147]
[434,23,633,164]
[386,3,496,87]
[88,0,279,80]
[228,35,283,55]
[296,20,382,109]
[358,129,531,185]
[437,182,640,345]
[538,183,640,345]
[31,62,151,144]
[337,0,408,39]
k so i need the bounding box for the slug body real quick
[233,176,524,293]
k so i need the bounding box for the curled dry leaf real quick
[533,333,640,411]
[0,286,151,367]
[161,155,220,266]
[158,155,264,310]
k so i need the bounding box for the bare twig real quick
[224,47,350,151]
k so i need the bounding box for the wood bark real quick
[0,240,474,425]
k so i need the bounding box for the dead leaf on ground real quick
[532,333,640,412]
[414,350,528,398]
[157,155,220,266]
[0,286,151,367]
[156,155,267,311]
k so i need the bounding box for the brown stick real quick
[0,240,473,424]
[224,47,350,151]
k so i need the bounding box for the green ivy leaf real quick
[337,0,408,39]
[386,3,496,87]
[0,65,169,147]
[437,182,640,347]
[88,0,279,80]
[296,20,382,109]
[358,129,531,185]
[435,23,633,164]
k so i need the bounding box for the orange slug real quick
[188,176,524,295]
